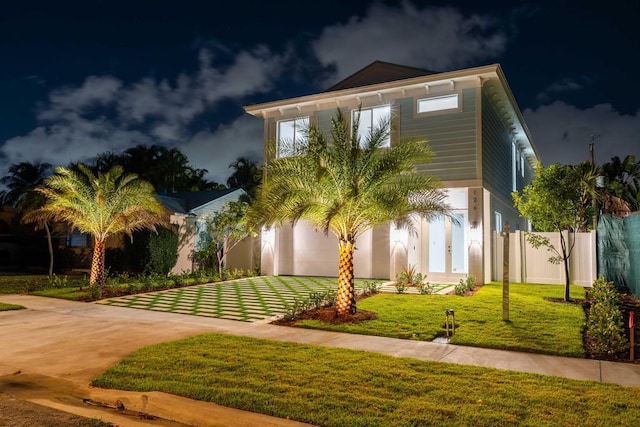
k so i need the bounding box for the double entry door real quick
[425,211,468,282]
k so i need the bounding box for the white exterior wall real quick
[262,221,390,279]
[171,214,196,274]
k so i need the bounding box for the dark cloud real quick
[524,101,640,166]
[312,1,507,84]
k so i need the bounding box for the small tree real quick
[195,201,255,276]
[513,162,596,301]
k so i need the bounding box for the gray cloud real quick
[536,77,588,103]
[312,1,507,85]
[524,101,640,165]
[181,115,264,184]
[1,46,283,181]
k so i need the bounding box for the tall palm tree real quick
[0,162,55,274]
[601,155,640,211]
[23,164,168,287]
[250,109,449,316]
[227,156,262,200]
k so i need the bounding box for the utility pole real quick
[590,134,600,231]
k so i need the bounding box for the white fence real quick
[492,231,596,286]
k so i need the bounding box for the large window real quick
[277,116,309,158]
[417,94,459,114]
[352,105,390,148]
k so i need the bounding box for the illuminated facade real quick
[245,61,539,284]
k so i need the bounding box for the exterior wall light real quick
[261,226,275,247]
[391,224,408,248]
[470,221,481,245]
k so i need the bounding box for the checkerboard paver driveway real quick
[99,276,348,322]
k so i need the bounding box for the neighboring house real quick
[58,189,258,274]
[244,61,540,284]
[159,189,258,274]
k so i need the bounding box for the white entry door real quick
[426,211,469,282]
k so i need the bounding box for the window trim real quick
[494,211,503,232]
[414,93,462,117]
[276,116,309,158]
[351,105,391,148]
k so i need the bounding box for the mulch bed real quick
[582,291,640,363]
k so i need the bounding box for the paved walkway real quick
[1,294,639,426]
[99,276,352,322]
[98,276,454,322]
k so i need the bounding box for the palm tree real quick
[601,155,640,211]
[23,164,168,287]
[0,162,55,274]
[250,109,449,316]
[227,156,262,200]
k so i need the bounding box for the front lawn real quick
[93,333,640,427]
[295,282,586,357]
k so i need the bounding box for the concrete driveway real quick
[0,294,309,427]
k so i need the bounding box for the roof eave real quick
[243,64,501,118]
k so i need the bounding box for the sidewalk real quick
[1,295,639,426]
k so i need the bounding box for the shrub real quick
[361,280,382,296]
[124,226,179,275]
[47,274,68,289]
[417,282,434,295]
[282,289,337,321]
[587,277,628,356]
[454,275,477,296]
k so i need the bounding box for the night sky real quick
[1,0,638,183]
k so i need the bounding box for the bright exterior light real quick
[391,224,408,247]
[470,221,481,245]
[262,226,275,247]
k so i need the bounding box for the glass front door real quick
[427,211,468,281]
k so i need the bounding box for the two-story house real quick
[244,61,540,285]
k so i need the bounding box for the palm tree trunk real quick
[44,222,54,276]
[90,238,107,287]
[336,239,356,316]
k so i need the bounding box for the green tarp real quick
[598,214,640,297]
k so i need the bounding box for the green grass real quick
[93,333,640,427]
[296,282,586,357]
[0,302,24,311]
[0,274,89,299]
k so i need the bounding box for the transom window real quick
[417,94,459,114]
[277,116,309,158]
[352,105,391,148]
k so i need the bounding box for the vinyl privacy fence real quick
[492,230,597,286]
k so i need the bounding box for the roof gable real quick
[325,60,438,92]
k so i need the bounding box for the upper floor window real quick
[352,105,391,148]
[277,116,309,158]
[417,94,459,114]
